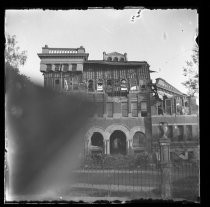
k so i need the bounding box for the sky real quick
[5,9,198,94]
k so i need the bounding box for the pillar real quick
[106,140,110,154]
[159,137,172,199]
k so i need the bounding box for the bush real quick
[82,152,156,169]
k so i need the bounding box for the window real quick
[97,79,103,92]
[141,101,147,117]
[131,102,138,117]
[88,80,94,92]
[107,102,113,117]
[63,64,68,72]
[55,79,59,84]
[55,64,60,71]
[119,58,125,62]
[186,125,192,140]
[121,79,128,91]
[121,102,128,117]
[165,99,172,115]
[72,64,77,71]
[96,102,104,117]
[178,125,184,141]
[167,125,173,138]
[133,132,146,147]
[107,57,112,61]
[46,64,52,71]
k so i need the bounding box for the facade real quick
[38,45,199,160]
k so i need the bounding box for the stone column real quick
[107,140,110,154]
[159,122,172,199]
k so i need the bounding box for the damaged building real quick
[38,45,199,160]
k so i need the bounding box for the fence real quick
[63,159,199,201]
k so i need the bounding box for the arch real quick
[110,130,126,155]
[107,57,112,61]
[113,57,118,62]
[91,132,104,147]
[132,132,146,148]
[119,57,125,62]
[130,126,145,147]
[105,124,130,141]
[85,126,105,144]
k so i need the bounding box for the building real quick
[38,45,199,160]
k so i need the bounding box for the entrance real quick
[110,130,126,155]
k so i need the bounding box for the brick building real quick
[38,45,199,160]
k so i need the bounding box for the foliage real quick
[83,152,155,169]
[5,34,27,69]
[182,44,199,97]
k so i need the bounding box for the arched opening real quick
[119,57,125,62]
[88,80,94,92]
[133,132,146,148]
[107,57,112,61]
[110,130,127,155]
[91,132,104,153]
[113,57,118,62]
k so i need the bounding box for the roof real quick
[155,78,184,96]
[85,60,148,66]
[106,52,124,56]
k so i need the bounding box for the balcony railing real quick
[48,48,78,54]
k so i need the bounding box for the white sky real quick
[5,9,198,93]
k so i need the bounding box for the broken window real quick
[97,79,103,92]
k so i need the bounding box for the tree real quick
[182,44,199,97]
[5,34,27,69]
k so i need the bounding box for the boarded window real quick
[122,102,128,117]
[165,99,172,115]
[96,102,104,117]
[72,64,77,71]
[131,102,138,117]
[107,102,113,117]
[141,101,147,117]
